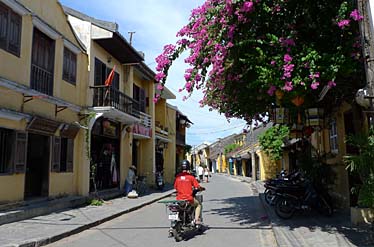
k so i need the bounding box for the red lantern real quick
[103,120,110,128]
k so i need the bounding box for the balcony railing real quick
[30,64,53,96]
[138,112,152,128]
[176,132,186,146]
[91,85,139,117]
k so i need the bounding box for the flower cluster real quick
[155,0,364,123]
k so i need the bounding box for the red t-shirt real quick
[174,172,200,203]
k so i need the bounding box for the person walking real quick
[197,165,204,182]
[124,165,136,195]
[204,166,210,183]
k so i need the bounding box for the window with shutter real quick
[51,137,61,172]
[63,47,77,84]
[94,58,105,85]
[0,128,14,173]
[14,132,27,173]
[139,88,146,112]
[0,4,8,50]
[66,139,74,172]
[0,3,21,57]
[8,11,21,56]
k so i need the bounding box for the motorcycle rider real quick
[174,160,205,225]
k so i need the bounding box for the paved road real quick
[48,175,277,247]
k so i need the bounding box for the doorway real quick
[25,134,50,198]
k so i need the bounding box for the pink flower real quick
[241,1,254,12]
[283,81,293,91]
[155,72,166,82]
[338,19,350,29]
[350,9,363,21]
[311,81,320,90]
[328,80,336,88]
[156,83,164,90]
[267,85,276,96]
[283,54,293,63]
[270,60,276,66]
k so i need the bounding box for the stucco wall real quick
[0,174,25,203]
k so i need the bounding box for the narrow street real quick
[48,175,277,247]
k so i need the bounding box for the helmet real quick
[181,160,190,170]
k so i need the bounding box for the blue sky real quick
[59,0,248,145]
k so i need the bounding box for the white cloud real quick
[60,0,247,145]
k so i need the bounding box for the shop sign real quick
[27,117,60,135]
[133,124,152,138]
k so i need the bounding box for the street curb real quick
[16,190,175,247]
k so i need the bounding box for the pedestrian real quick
[124,165,137,195]
[197,165,204,182]
[204,166,210,183]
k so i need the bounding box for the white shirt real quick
[198,166,204,176]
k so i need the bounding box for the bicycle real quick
[134,175,149,196]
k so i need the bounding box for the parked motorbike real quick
[274,178,333,219]
[264,171,304,205]
[155,171,164,190]
[160,188,204,242]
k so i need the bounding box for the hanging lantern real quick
[102,119,110,129]
[305,108,324,128]
[271,107,290,124]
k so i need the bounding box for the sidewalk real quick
[0,186,175,247]
[219,173,374,247]
[252,179,374,247]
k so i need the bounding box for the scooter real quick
[160,188,204,242]
[155,171,165,190]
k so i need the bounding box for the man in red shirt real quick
[174,160,205,224]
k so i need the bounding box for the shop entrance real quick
[90,118,120,192]
[25,133,50,198]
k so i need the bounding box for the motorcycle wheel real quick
[264,189,275,205]
[173,222,183,242]
[275,197,296,219]
[316,196,333,216]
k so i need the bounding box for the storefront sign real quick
[133,124,152,138]
[26,117,61,135]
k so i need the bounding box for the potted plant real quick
[344,128,374,226]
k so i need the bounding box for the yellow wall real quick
[0,0,89,202]
[164,106,176,183]
[0,174,25,203]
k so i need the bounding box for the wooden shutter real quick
[139,88,146,112]
[51,137,61,172]
[14,132,27,173]
[8,11,21,56]
[0,3,8,50]
[94,58,103,85]
[66,139,74,172]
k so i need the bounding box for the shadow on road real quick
[208,196,271,227]
[259,192,374,247]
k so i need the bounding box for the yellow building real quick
[64,6,144,195]
[0,0,88,203]
[154,88,175,184]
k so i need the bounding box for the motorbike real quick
[160,188,204,242]
[264,170,304,205]
[155,170,164,190]
[274,178,333,219]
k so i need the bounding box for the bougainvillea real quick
[155,0,365,124]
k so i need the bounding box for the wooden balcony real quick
[30,64,53,96]
[91,85,139,118]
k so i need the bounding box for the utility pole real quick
[128,31,136,45]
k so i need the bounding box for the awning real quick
[91,106,140,125]
[0,108,32,122]
[94,32,144,64]
[155,134,171,143]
